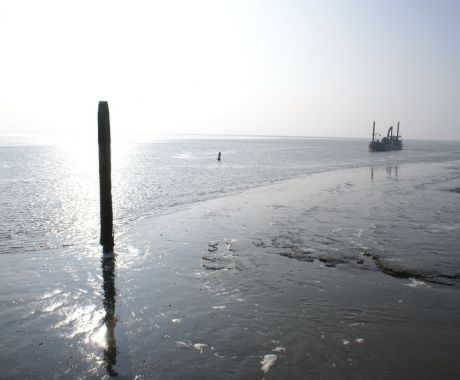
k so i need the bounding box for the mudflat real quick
[1,161,459,379]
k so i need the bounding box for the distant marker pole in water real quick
[217,152,221,161]
[98,101,114,254]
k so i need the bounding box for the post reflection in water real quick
[102,257,118,377]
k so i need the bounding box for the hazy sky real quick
[1,0,459,142]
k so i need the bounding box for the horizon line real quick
[0,132,459,146]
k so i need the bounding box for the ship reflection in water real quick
[386,165,398,178]
[101,257,118,377]
[371,165,399,181]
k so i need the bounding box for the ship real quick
[369,121,403,151]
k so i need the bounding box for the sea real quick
[1,137,460,257]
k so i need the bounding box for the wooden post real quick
[98,101,114,253]
[372,121,375,142]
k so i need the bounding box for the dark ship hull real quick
[369,122,403,152]
[369,140,403,151]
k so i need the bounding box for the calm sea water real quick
[1,138,460,255]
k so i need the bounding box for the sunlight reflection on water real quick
[0,142,141,255]
[38,257,120,376]
[53,304,103,339]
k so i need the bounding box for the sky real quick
[0,0,459,142]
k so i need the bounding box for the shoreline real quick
[120,158,460,236]
[1,160,460,378]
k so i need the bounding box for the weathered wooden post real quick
[98,101,114,254]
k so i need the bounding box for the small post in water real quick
[372,121,375,143]
[217,151,221,161]
[98,101,114,254]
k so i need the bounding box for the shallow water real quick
[1,138,460,255]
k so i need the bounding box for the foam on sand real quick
[260,354,277,374]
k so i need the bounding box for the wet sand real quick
[1,161,460,379]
